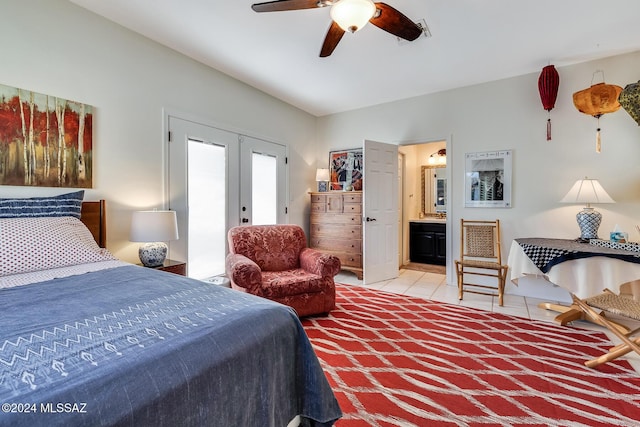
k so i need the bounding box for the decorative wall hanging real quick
[464,150,512,208]
[618,80,640,126]
[572,71,622,153]
[329,148,363,191]
[0,83,93,188]
[538,65,560,141]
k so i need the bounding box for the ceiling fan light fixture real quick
[330,0,376,33]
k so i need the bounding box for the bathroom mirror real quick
[421,165,447,215]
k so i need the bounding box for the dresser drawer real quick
[343,203,361,213]
[335,252,362,268]
[311,194,326,204]
[310,236,361,252]
[311,202,326,213]
[310,223,361,238]
[343,193,362,204]
[311,213,361,225]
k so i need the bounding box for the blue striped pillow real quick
[0,191,84,219]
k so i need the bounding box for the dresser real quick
[309,191,363,279]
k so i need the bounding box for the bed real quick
[0,193,341,427]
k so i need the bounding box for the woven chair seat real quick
[458,259,504,270]
[586,293,640,321]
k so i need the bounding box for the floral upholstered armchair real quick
[225,224,341,317]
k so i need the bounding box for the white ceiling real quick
[69,0,640,117]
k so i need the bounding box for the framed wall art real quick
[0,83,93,188]
[464,150,512,208]
[329,148,363,191]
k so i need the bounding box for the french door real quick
[239,135,287,225]
[167,115,287,280]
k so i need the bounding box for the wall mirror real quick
[421,165,447,215]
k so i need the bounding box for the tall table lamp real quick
[130,210,179,267]
[560,177,615,241]
[316,168,330,192]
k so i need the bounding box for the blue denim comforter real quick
[0,265,341,426]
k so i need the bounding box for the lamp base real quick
[139,242,168,267]
[317,181,328,192]
[576,207,602,241]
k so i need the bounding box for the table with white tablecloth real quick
[508,238,640,325]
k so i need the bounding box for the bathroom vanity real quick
[409,219,446,265]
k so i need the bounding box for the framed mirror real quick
[421,165,447,215]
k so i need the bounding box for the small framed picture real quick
[329,148,363,191]
[464,150,512,208]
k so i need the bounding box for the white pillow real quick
[0,216,117,276]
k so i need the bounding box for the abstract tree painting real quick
[0,84,93,188]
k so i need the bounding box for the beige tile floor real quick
[335,267,640,374]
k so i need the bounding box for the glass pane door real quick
[187,140,226,279]
[251,152,277,225]
[240,136,287,226]
[168,116,239,280]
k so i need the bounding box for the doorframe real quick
[398,135,453,284]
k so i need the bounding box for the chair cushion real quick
[260,269,323,298]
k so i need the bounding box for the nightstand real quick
[141,259,187,276]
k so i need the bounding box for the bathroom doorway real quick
[398,140,448,274]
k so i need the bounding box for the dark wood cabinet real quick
[409,222,446,265]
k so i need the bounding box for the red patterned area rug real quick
[301,284,640,427]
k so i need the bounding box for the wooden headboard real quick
[80,200,107,248]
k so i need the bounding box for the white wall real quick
[3,0,640,292]
[0,0,318,263]
[318,51,640,287]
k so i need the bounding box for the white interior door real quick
[239,136,288,225]
[363,140,399,284]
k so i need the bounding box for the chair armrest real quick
[225,253,262,293]
[300,248,341,277]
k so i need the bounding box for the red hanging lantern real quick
[538,65,560,141]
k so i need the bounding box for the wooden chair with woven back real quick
[570,280,640,368]
[455,219,509,306]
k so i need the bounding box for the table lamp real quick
[130,210,179,267]
[316,168,330,192]
[560,177,615,241]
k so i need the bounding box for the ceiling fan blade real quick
[369,2,422,41]
[252,0,324,13]
[320,21,345,57]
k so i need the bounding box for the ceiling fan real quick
[251,0,423,57]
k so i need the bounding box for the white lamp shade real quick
[330,0,376,33]
[316,168,330,181]
[560,178,615,206]
[130,210,179,242]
